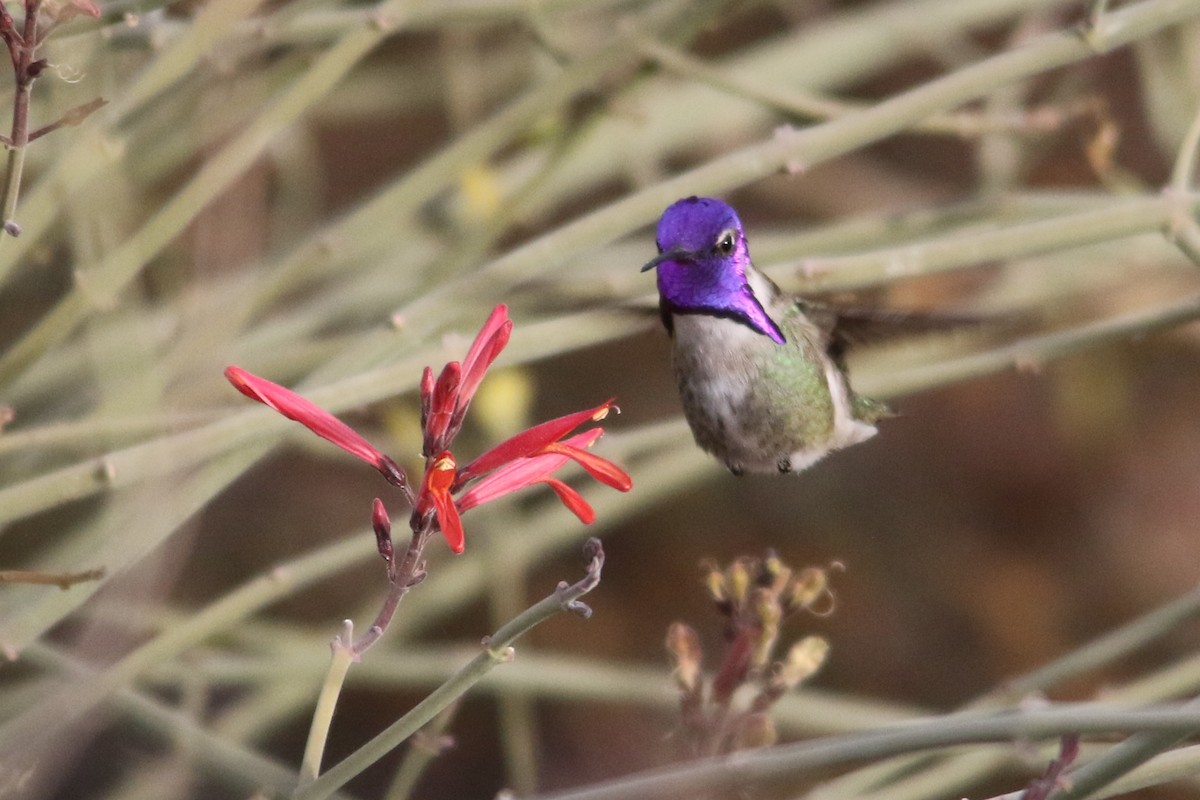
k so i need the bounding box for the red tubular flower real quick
[457,400,631,491]
[224,366,407,488]
[421,304,513,456]
[420,451,466,553]
[456,304,512,416]
[226,304,631,556]
[418,366,435,431]
[423,361,462,455]
[458,430,614,522]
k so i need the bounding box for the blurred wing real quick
[800,300,1006,370]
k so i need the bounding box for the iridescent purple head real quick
[641,196,785,344]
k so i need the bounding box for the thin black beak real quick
[640,247,691,272]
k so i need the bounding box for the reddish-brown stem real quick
[0,567,105,589]
[0,0,41,236]
[352,518,435,657]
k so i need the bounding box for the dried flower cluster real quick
[667,553,834,756]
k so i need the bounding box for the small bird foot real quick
[777,458,793,474]
[728,464,745,477]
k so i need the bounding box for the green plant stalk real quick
[382,702,459,800]
[1050,697,1200,799]
[1168,220,1200,266]
[397,0,1200,335]
[818,584,1200,800]
[0,107,28,235]
[988,743,1200,800]
[827,656,1200,800]
[20,642,358,800]
[1002,585,1200,701]
[784,192,1199,292]
[70,594,1200,800]
[638,36,1098,140]
[293,540,605,800]
[485,531,540,794]
[1168,100,1200,192]
[1,0,595,288]
[524,706,1200,800]
[296,620,357,792]
[1164,100,1200,265]
[146,642,918,734]
[0,511,376,761]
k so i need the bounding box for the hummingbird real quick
[642,196,890,476]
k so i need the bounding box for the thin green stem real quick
[527,706,1200,800]
[638,36,1099,140]
[1168,219,1200,266]
[382,702,460,800]
[20,642,359,800]
[999,584,1200,701]
[785,192,1200,292]
[989,743,1200,800]
[0,520,376,768]
[293,539,606,800]
[1050,696,1200,799]
[296,621,357,793]
[814,613,1200,800]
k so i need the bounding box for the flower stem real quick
[0,0,39,237]
[292,539,606,800]
[351,525,433,657]
[297,620,357,793]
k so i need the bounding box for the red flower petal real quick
[460,399,615,481]
[419,365,435,429]
[461,305,510,381]
[432,488,465,554]
[422,452,465,553]
[458,306,512,413]
[456,430,603,513]
[225,366,391,473]
[540,478,596,524]
[424,361,461,450]
[544,442,632,492]
[457,452,567,513]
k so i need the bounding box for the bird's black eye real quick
[715,230,735,255]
